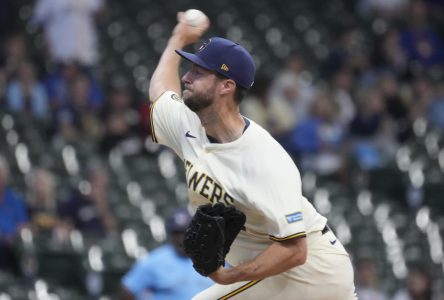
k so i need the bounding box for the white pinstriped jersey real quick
[150,91,327,248]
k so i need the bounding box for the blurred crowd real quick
[0,0,153,152]
[0,0,152,278]
[0,0,443,298]
[242,0,444,180]
[0,0,145,294]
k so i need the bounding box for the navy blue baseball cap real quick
[176,37,256,89]
[165,208,192,233]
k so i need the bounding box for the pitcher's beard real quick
[183,88,214,112]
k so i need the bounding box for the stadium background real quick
[0,0,444,299]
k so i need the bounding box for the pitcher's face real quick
[181,64,219,112]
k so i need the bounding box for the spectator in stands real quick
[44,63,79,111]
[330,67,356,126]
[54,110,80,142]
[0,155,29,275]
[355,257,388,300]
[392,266,433,300]
[240,75,272,130]
[70,74,103,128]
[59,166,117,237]
[240,75,296,139]
[349,89,397,169]
[377,73,412,142]
[70,71,104,112]
[289,91,346,176]
[5,61,49,121]
[54,73,104,142]
[268,53,315,129]
[350,89,386,139]
[27,168,67,241]
[32,0,105,68]
[100,83,140,153]
[372,29,408,78]
[400,0,444,69]
[45,63,103,112]
[323,27,369,77]
[1,34,28,79]
[121,208,212,300]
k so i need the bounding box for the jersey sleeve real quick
[250,155,307,241]
[150,91,190,157]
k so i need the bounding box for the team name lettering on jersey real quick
[184,159,235,205]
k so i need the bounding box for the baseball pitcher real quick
[148,11,357,300]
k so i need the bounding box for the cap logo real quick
[220,64,229,71]
[197,38,211,52]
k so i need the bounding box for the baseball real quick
[184,9,207,27]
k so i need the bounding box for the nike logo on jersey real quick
[329,239,337,245]
[185,131,196,138]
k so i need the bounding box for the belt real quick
[321,224,330,235]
